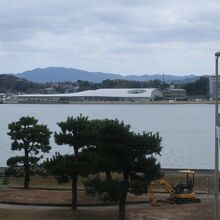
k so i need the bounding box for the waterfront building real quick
[0,93,6,103]
[163,88,187,100]
[16,88,163,104]
[208,75,220,99]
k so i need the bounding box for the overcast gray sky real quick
[0,0,220,75]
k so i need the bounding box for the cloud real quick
[0,0,220,75]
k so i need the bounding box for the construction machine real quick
[149,170,201,205]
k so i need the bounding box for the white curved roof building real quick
[17,88,162,103]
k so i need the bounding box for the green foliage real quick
[44,115,162,217]
[44,153,75,184]
[82,119,162,220]
[0,75,77,94]
[182,77,209,96]
[96,119,131,172]
[6,116,52,188]
[84,176,128,202]
[1,73,208,98]
[46,114,97,209]
[54,114,95,151]
[83,119,162,200]
[47,114,97,180]
[0,74,44,93]
[77,79,169,91]
[8,116,51,153]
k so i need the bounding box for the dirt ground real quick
[128,195,213,220]
[0,172,215,219]
[0,195,215,220]
[0,188,148,205]
[0,188,215,220]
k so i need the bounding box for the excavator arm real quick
[159,178,176,195]
[149,178,175,205]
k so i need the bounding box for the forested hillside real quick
[76,79,169,91]
[182,77,209,96]
[0,74,43,93]
[0,74,209,97]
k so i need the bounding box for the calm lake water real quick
[0,104,215,169]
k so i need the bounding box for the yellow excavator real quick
[149,170,201,205]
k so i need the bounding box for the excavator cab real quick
[175,170,194,194]
[172,170,200,204]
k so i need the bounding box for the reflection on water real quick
[0,104,214,169]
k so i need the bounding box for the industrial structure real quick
[163,88,187,100]
[208,75,220,99]
[16,88,163,104]
[0,93,6,104]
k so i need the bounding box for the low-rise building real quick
[208,75,220,99]
[163,88,187,100]
[0,93,6,103]
[16,88,163,104]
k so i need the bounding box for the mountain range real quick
[15,67,200,83]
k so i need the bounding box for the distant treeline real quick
[77,78,169,91]
[0,74,43,93]
[0,74,209,97]
[181,77,209,96]
[77,77,209,97]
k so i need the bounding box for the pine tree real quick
[84,119,162,220]
[46,114,96,210]
[6,116,51,189]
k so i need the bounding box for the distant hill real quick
[173,76,201,84]
[0,74,42,93]
[16,67,122,83]
[16,67,200,83]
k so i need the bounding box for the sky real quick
[0,0,220,76]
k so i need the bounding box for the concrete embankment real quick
[5,100,215,104]
[161,168,214,175]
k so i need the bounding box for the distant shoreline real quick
[2,100,215,105]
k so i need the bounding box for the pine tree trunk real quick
[24,170,29,189]
[71,147,79,210]
[24,148,29,189]
[71,175,78,210]
[118,173,128,220]
[118,192,127,220]
[106,171,112,181]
